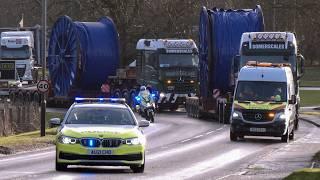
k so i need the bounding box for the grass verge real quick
[0,128,56,154]
[300,90,320,107]
[284,151,320,180]
[301,67,320,87]
[284,169,320,180]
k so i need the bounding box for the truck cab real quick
[230,62,296,142]
[136,39,199,110]
[235,32,304,129]
[0,31,35,95]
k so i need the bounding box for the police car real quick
[50,98,149,173]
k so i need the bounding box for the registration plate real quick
[88,149,112,155]
[249,127,266,132]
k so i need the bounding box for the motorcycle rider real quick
[138,85,154,119]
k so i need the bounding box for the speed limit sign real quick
[37,80,50,93]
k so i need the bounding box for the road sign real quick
[37,80,49,93]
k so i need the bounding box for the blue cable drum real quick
[48,16,119,97]
[198,6,264,97]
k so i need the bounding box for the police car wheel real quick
[55,158,67,171]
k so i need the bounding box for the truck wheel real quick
[230,131,237,141]
[33,92,40,104]
[9,92,15,103]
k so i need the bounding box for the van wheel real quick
[230,131,237,141]
[281,128,289,143]
[289,129,294,140]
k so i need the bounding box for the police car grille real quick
[80,138,101,148]
[242,110,274,122]
[101,139,122,148]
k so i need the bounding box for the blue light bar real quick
[74,97,126,104]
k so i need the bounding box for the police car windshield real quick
[159,54,198,67]
[65,107,136,125]
[1,46,31,59]
[235,81,287,102]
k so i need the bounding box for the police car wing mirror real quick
[139,120,150,127]
[50,118,61,127]
[289,95,296,104]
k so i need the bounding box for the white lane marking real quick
[217,127,224,131]
[216,171,247,180]
[153,149,251,179]
[206,130,216,135]
[193,134,204,139]
[181,138,192,143]
[148,132,226,160]
[0,151,54,163]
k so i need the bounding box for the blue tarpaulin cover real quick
[199,6,264,97]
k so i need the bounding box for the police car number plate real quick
[249,127,266,132]
[88,149,112,155]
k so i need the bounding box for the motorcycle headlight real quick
[125,137,145,145]
[58,136,78,144]
[160,93,165,98]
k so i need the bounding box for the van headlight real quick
[275,112,286,120]
[232,111,242,119]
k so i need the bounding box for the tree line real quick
[1,0,319,66]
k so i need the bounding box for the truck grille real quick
[16,67,26,78]
[242,110,275,122]
[80,138,122,148]
[167,83,195,93]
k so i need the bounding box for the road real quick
[0,110,319,180]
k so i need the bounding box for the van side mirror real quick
[232,55,241,74]
[50,118,61,127]
[297,54,305,79]
[289,95,296,104]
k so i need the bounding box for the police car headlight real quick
[160,93,165,98]
[59,136,78,144]
[125,137,145,145]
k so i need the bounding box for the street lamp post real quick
[40,0,47,137]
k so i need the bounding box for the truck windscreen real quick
[235,81,287,102]
[240,55,296,73]
[1,46,31,59]
[159,54,198,67]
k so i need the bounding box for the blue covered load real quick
[48,16,119,97]
[199,6,264,98]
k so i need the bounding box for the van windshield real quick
[235,81,287,102]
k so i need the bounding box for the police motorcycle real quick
[135,86,157,123]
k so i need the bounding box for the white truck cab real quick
[0,31,35,93]
[230,62,296,142]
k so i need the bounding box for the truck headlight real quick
[125,137,145,145]
[59,136,78,144]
